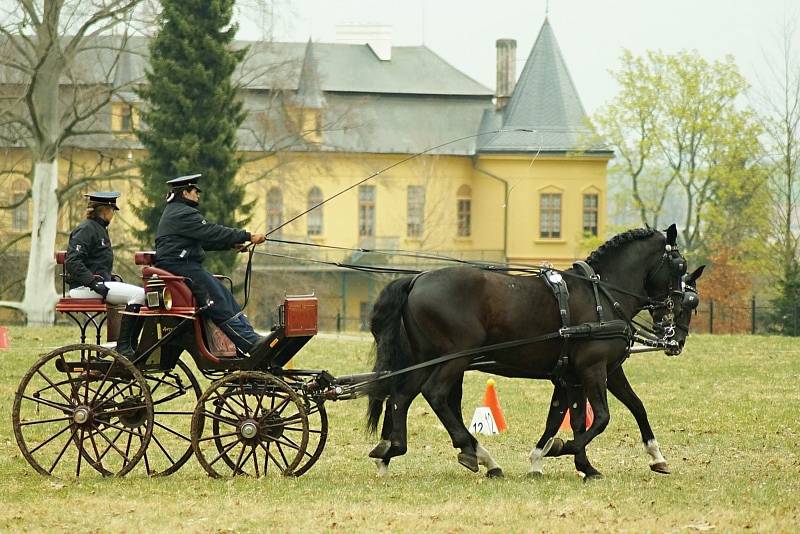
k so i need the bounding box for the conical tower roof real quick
[293,39,326,109]
[112,36,144,102]
[480,19,601,153]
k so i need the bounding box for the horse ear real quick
[665,224,677,246]
[684,265,705,286]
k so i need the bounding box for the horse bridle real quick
[640,243,691,344]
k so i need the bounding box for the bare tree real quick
[757,16,800,279]
[0,0,147,324]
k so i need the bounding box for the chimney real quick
[336,24,393,61]
[495,38,516,110]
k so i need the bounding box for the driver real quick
[154,174,269,357]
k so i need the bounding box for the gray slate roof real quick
[1,22,609,157]
[292,40,326,109]
[479,19,607,153]
[240,41,492,96]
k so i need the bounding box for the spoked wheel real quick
[137,359,202,476]
[290,391,328,477]
[12,344,153,479]
[191,371,309,478]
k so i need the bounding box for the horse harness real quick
[335,245,690,397]
[541,261,632,386]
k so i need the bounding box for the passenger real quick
[65,192,145,358]
[154,174,270,357]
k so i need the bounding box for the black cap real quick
[83,191,120,210]
[166,174,202,192]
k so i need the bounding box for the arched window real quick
[267,187,283,238]
[456,184,471,237]
[307,186,324,236]
[12,179,30,232]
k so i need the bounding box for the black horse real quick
[366,225,691,478]
[528,265,704,478]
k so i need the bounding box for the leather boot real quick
[115,304,144,360]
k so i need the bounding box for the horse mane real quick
[586,227,659,268]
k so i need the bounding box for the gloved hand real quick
[89,279,110,301]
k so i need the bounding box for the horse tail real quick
[366,276,415,435]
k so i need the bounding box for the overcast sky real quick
[236,0,799,115]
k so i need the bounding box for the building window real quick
[12,179,29,232]
[267,187,283,238]
[456,184,471,237]
[539,192,561,239]
[583,193,599,237]
[407,185,425,238]
[112,102,137,133]
[120,105,133,131]
[307,186,323,236]
[358,185,375,237]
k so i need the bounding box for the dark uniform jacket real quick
[65,217,113,288]
[155,199,250,265]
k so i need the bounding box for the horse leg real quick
[368,373,426,474]
[529,385,569,476]
[447,378,504,478]
[560,366,610,480]
[420,364,480,473]
[565,386,603,479]
[369,399,395,476]
[608,367,670,474]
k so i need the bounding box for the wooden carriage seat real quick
[135,251,196,312]
[54,250,106,313]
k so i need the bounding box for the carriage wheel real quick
[136,359,202,476]
[12,344,153,479]
[289,393,328,477]
[192,371,309,478]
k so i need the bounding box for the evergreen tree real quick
[135,0,251,275]
[771,260,800,336]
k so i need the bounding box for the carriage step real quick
[55,359,132,378]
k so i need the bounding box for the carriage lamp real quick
[162,287,173,310]
[145,277,172,309]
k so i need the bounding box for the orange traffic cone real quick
[482,379,507,432]
[559,401,594,431]
[0,326,9,350]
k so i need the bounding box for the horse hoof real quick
[526,470,544,478]
[486,468,504,479]
[544,437,564,457]
[650,461,671,474]
[374,458,390,477]
[368,440,391,459]
[581,471,604,482]
[457,452,479,472]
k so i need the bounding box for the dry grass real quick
[0,326,798,532]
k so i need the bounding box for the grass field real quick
[0,326,798,533]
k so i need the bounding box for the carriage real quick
[12,224,699,480]
[12,250,344,479]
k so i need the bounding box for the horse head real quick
[643,224,703,355]
[651,264,705,355]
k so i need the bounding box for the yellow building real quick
[0,20,611,329]
[240,20,611,329]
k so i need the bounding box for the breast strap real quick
[540,262,631,386]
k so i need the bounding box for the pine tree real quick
[135,0,251,275]
[771,260,800,336]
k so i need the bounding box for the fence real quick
[691,297,800,335]
[321,298,800,336]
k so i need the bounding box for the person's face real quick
[183,187,200,203]
[98,206,115,223]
